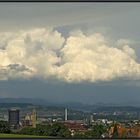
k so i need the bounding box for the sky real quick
[0,3,140,105]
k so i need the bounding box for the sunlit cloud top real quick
[0,28,139,83]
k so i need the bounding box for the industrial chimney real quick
[65,108,68,121]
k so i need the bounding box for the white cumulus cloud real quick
[55,30,140,83]
[0,28,140,83]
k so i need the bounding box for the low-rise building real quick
[62,121,88,136]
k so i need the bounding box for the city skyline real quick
[0,3,140,105]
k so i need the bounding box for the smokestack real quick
[90,114,93,123]
[65,108,67,121]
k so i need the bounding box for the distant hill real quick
[0,98,140,113]
[0,98,52,106]
[0,103,34,108]
[90,106,140,112]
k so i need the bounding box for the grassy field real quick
[0,133,56,138]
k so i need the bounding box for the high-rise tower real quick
[65,108,68,121]
[8,108,20,128]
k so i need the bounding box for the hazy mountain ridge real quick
[0,98,51,105]
[0,103,34,108]
[0,98,140,113]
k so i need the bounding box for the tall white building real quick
[65,108,68,121]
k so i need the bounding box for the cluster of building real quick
[7,107,140,138]
[8,108,37,129]
[7,107,89,135]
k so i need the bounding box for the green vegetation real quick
[0,120,109,138]
[86,124,108,138]
[0,133,54,138]
[112,124,119,138]
[47,123,71,137]
[0,121,70,138]
[74,131,86,138]
[18,123,71,138]
[0,121,11,134]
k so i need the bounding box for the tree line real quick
[0,120,121,138]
